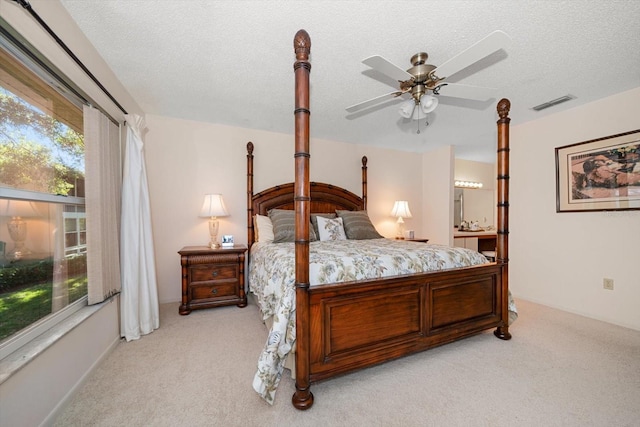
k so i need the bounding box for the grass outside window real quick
[0,258,87,341]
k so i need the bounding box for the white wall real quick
[0,299,120,427]
[455,158,495,190]
[510,87,640,330]
[143,115,426,304]
[422,145,454,245]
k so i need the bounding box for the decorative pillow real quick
[254,214,274,243]
[311,213,336,238]
[316,216,347,241]
[335,210,383,240]
[267,209,318,242]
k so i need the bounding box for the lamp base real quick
[7,218,31,260]
[396,218,405,240]
[208,217,220,249]
[6,246,31,261]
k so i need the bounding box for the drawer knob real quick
[211,288,218,295]
[212,271,219,277]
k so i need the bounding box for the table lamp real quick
[199,194,228,248]
[0,199,40,260]
[390,200,412,239]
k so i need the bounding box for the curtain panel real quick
[84,105,122,304]
[120,114,159,341]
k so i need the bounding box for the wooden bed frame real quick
[246,29,512,410]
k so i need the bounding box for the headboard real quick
[246,141,367,247]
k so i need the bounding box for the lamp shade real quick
[0,199,40,218]
[390,201,412,219]
[199,194,228,218]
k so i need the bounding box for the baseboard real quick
[514,295,639,332]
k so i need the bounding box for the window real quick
[0,34,87,352]
[64,206,87,257]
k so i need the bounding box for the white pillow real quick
[316,216,347,241]
[254,214,274,243]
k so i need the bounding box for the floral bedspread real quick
[249,238,515,404]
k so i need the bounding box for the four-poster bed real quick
[247,29,512,409]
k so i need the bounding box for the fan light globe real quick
[399,96,437,121]
[420,95,438,113]
[398,99,414,118]
[412,106,427,120]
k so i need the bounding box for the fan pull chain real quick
[417,117,429,134]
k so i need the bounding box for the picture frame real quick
[555,129,640,212]
[221,234,234,248]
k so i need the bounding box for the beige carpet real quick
[54,298,640,427]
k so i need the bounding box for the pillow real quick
[267,209,318,242]
[253,214,274,243]
[335,210,383,240]
[311,213,336,238]
[316,216,347,241]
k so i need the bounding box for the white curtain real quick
[120,114,159,341]
[84,105,122,304]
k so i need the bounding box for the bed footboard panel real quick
[307,264,503,382]
[429,271,501,334]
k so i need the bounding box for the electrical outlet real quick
[603,278,614,290]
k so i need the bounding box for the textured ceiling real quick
[59,0,640,163]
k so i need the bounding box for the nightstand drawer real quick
[191,282,238,300]
[179,245,248,315]
[190,264,237,283]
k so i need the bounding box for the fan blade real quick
[435,83,496,101]
[362,55,414,82]
[345,91,402,113]
[432,30,511,79]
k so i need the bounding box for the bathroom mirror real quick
[454,188,495,228]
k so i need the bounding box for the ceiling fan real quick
[345,30,511,120]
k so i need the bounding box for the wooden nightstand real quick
[178,245,247,315]
[405,238,429,243]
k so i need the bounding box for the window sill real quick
[0,299,111,385]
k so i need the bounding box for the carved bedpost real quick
[247,142,254,249]
[291,29,314,410]
[361,156,368,210]
[494,98,512,341]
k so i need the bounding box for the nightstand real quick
[405,238,429,243]
[178,245,247,315]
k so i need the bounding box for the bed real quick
[247,29,513,409]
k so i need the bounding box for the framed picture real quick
[555,129,640,212]
[221,235,234,247]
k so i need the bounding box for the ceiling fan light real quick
[398,99,415,118]
[412,107,427,120]
[420,95,438,113]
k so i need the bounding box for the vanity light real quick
[454,180,483,189]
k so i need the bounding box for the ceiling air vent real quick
[532,95,575,111]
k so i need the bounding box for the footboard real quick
[307,263,503,382]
